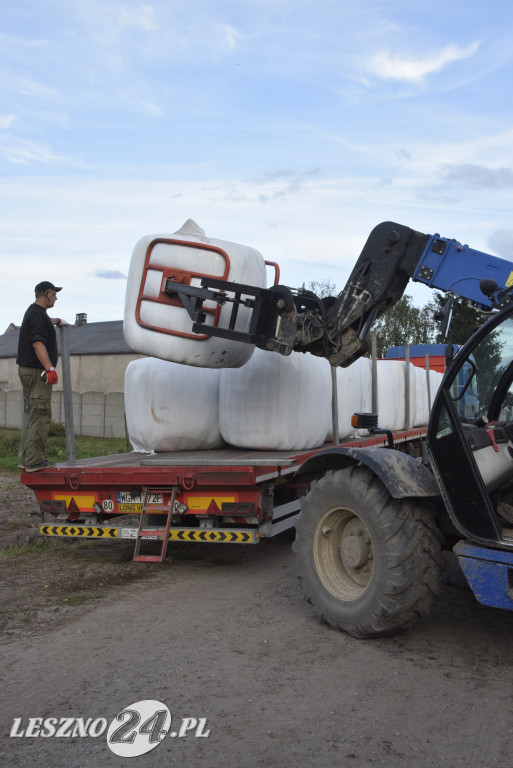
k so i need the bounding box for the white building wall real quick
[0,353,143,437]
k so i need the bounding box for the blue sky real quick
[2,0,513,330]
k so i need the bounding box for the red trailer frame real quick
[23,428,427,557]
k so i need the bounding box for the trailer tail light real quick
[39,500,66,517]
[351,413,378,429]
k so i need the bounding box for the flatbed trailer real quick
[24,428,427,561]
[21,218,513,637]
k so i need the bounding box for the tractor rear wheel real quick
[294,466,443,638]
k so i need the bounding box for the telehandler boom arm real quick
[165,221,513,367]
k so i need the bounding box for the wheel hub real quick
[337,516,374,587]
[314,508,375,599]
[339,534,368,569]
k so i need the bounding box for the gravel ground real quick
[1,471,512,768]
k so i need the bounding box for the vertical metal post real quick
[425,354,432,412]
[405,344,411,429]
[59,324,75,462]
[331,365,339,445]
[371,334,378,416]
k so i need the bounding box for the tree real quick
[424,291,502,395]
[369,296,435,358]
[425,291,491,345]
[307,279,337,298]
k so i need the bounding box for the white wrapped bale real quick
[345,359,443,435]
[412,365,430,427]
[125,357,223,452]
[124,219,267,368]
[414,366,444,425]
[328,366,352,441]
[428,369,443,410]
[327,358,373,440]
[376,360,407,431]
[376,361,443,431]
[401,364,443,428]
[219,349,331,450]
[349,357,373,413]
[344,357,374,437]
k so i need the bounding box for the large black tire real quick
[294,466,443,638]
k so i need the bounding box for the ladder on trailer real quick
[133,487,177,563]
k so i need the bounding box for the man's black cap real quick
[35,281,63,294]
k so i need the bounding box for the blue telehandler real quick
[169,220,513,636]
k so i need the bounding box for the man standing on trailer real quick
[16,281,65,472]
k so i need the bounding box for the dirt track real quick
[1,472,513,767]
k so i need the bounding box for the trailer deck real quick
[23,428,428,557]
[24,428,427,484]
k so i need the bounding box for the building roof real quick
[0,320,136,359]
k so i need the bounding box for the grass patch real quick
[0,429,20,470]
[0,427,132,472]
[56,591,102,606]
[46,538,135,564]
[0,538,49,560]
[4,518,35,532]
[0,535,130,564]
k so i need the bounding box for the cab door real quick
[428,307,513,545]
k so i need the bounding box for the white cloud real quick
[95,269,127,279]
[140,100,163,117]
[488,229,513,257]
[441,163,513,189]
[219,23,240,54]
[124,3,157,32]
[0,31,47,48]
[0,114,16,129]
[366,41,480,83]
[4,75,62,101]
[75,1,218,57]
[0,137,75,166]
[80,0,158,39]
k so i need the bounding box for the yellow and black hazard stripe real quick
[40,525,119,538]
[168,529,258,544]
[40,525,258,544]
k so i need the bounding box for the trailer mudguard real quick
[296,446,440,499]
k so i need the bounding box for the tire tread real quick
[294,467,443,638]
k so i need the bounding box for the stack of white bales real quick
[328,358,443,441]
[123,221,443,452]
[125,354,443,453]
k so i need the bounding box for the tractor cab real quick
[428,304,513,548]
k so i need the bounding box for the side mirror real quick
[433,296,454,339]
[480,278,499,299]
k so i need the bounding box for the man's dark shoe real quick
[25,460,56,473]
